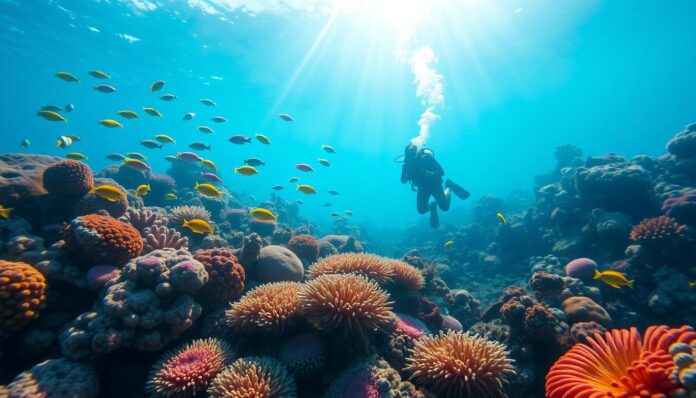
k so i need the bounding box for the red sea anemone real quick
[208,357,297,398]
[546,325,696,398]
[226,282,302,335]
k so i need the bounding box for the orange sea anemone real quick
[385,259,424,291]
[306,253,394,284]
[226,282,302,335]
[546,325,696,398]
[208,357,297,398]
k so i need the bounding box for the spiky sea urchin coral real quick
[299,274,394,335]
[226,282,302,335]
[170,205,212,226]
[384,259,424,291]
[546,325,696,398]
[405,331,516,398]
[307,253,394,284]
[208,357,297,398]
[147,338,231,398]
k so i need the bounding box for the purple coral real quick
[120,206,168,235]
[662,190,696,226]
[564,258,597,281]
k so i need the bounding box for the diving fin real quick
[446,179,470,200]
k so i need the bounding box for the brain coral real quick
[194,247,245,308]
[64,214,143,266]
[562,296,612,328]
[546,325,696,398]
[307,253,394,284]
[299,274,393,336]
[0,260,46,332]
[147,338,231,398]
[226,282,302,335]
[208,357,297,398]
[564,257,598,280]
[287,234,320,262]
[5,358,99,398]
[278,333,327,379]
[405,331,516,398]
[42,159,94,196]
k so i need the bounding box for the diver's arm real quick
[401,164,410,183]
[426,157,445,178]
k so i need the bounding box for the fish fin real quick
[628,280,634,289]
[194,182,200,189]
[234,168,238,174]
[593,269,601,279]
[182,219,189,227]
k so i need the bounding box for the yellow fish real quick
[296,184,317,195]
[255,133,271,145]
[57,136,73,148]
[182,219,213,234]
[689,281,696,289]
[99,119,123,128]
[143,107,163,117]
[594,269,633,289]
[55,71,80,83]
[165,193,177,200]
[201,159,218,172]
[194,182,222,198]
[0,205,13,219]
[154,134,175,144]
[134,184,151,197]
[496,212,507,225]
[126,152,147,161]
[444,240,454,249]
[235,166,259,176]
[37,110,66,122]
[90,185,125,202]
[118,110,139,119]
[249,208,277,222]
[66,152,87,160]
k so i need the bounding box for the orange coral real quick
[306,253,394,284]
[208,357,297,398]
[630,216,688,246]
[0,261,46,332]
[546,325,696,398]
[194,248,245,308]
[226,282,302,335]
[64,214,143,266]
[385,259,424,290]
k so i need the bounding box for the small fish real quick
[272,185,284,191]
[41,105,63,112]
[154,134,175,144]
[689,281,696,289]
[90,185,125,202]
[330,211,339,217]
[66,152,87,160]
[94,84,116,93]
[288,177,299,183]
[198,126,214,134]
[335,217,348,222]
[235,166,259,176]
[106,153,126,161]
[249,208,277,222]
[123,158,151,172]
[99,119,123,128]
[444,240,454,249]
[278,113,294,122]
[151,80,165,92]
[201,159,218,172]
[20,138,30,149]
[322,202,332,207]
[134,184,151,197]
[200,98,216,106]
[345,210,353,216]
[65,104,75,112]
[321,145,336,154]
[318,158,331,167]
[244,158,265,167]
[37,110,66,122]
[328,190,339,196]
[228,135,251,144]
[165,193,177,200]
[297,184,317,195]
[118,110,139,119]
[126,152,147,161]
[88,70,110,79]
[0,205,13,219]
[496,212,507,225]
[199,172,223,183]
[255,134,271,145]
[182,112,196,120]
[56,71,79,83]
[211,116,227,123]
[182,219,214,234]
[189,142,211,151]
[296,163,314,172]
[65,134,81,142]
[177,152,202,162]
[296,200,304,205]
[594,269,633,289]
[56,135,73,148]
[160,93,176,101]
[141,140,163,150]
[143,107,163,117]
[165,156,178,162]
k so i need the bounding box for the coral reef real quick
[207,357,297,398]
[563,257,597,281]
[325,358,424,398]
[278,333,327,379]
[247,245,304,284]
[0,260,46,332]
[169,205,211,227]
[42,159,94,196]
[194,247,244,308]
[226,281,301,335]
[0,153,60,207]
[561,296,612,328]
[64,214,143,266]
[4,358,99,398]
[307,253,393,284]
[144,224,189,252]
[286,234,319,263]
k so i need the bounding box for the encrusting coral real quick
[0,260,46,332]
[64,214,143,266]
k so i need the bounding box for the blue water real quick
[2,0,696,232]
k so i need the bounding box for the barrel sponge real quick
[64,214,143,266]
[42,160,94,195]
[0,260,46,332]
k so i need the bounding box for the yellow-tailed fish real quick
[593,269,633,289]
[154,134,175,144]
[88,70,110,79]
[0,205,13,219]
[296,184,317,195]
[194,182,222,198]
[249,208,277,222]
[90,185,125,202]
[444,240,455,249]
[255,133,271,145]
[37,110,66,122]
[496,212,507,225]
[134,184,151,197]
[57,136,73,148]
[123,158,151,172]
[151,80,165,92]
[143,107,163,117]
[66,152,87,160]
[182,219,213,234]
[107,153,126,161]
[99,119,123,128]
[165,193,177,200]
[201,159,217,172]
[234,166,258,176]
[55,71,79,83]
[118,110,139,119]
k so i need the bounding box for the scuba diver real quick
[399,143,470,228]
